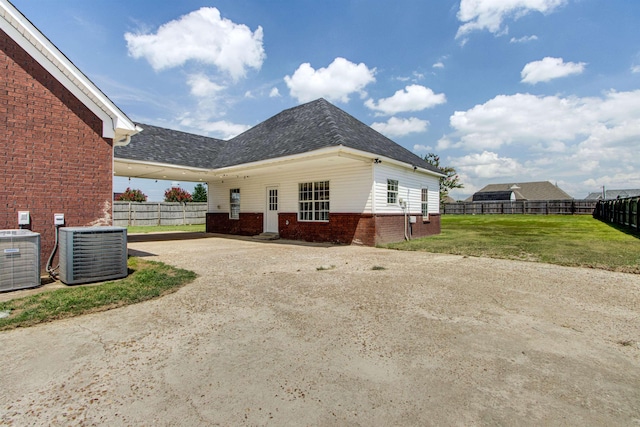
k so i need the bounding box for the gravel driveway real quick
[1,235,639,426]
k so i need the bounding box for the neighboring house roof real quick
[471,181,573,201]
[115,98,443,176]
[442,195,456,204]
[472,191,515,202]
[0,0,139,143]
[584,189,640,200]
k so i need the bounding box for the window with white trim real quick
[230,188,240,219]
[298,181,329,221]
[422,188,429,218]
[387,179,398,204]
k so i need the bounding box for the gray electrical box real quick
[0,230,41,291]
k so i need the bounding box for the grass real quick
[385,215,640,273]
[0,258,197,331]
[127,224,205,234]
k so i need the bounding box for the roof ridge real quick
[317,99,346,146]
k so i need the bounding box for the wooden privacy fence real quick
[593,196,639,233]
[113,202,207,226]
[443,200,597,215]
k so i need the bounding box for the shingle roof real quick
[115,99,441,174]
[472,191,515,202]
[584,189,640,200]
[221,98,438,172]
[114,123,226,169]
[472,181,573,200]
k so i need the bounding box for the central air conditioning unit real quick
[59,226,127,285]
[0,229,41,291]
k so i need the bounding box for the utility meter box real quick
[18,211,29,226]
[54,213,65,226]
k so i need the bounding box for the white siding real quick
[207,159,374,214]
[373,163,440,214]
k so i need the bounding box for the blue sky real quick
[12,0,640,201]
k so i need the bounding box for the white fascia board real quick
[0,0,139,142]
[211,145,445,178]
[337,146,446,178]
[114,157,212,174]
[211,146,349,175]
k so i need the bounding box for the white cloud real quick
[442,90,640,196]
[456,0,568,39]
[371,117,428,138]
[452,151,522,179]
[284,57,376,103]
[521,57,586,84]
[125,7,265,81]
[462,91,640,150]
[510,35,538,43]
[433,62,445,69]
[179,116,250,140]
[632,65,640,74]
[186,74,225,97]
[269,87,281,98]
[365,85,446,115]
[413,144,433,153]
[583,171,640,191]
[395,71,425,82]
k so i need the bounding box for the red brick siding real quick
[206,211,440,246]
[0,29,113,272]
[278,213,374,245]
[206,212,263,236]
[374,213,441,245]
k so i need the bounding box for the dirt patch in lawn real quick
[1,236,639,425]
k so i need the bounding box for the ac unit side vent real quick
[59,227,127,285]
[0,230,40,291]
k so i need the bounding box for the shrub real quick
[164,187,192,203]
[117,187,147,202]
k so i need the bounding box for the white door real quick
[265,186,279,233]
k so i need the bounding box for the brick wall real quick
[206,212,263,236]
[374,213,441,245]
[206,211,441,246]
[0,29,114,272]
[278,213,374,245]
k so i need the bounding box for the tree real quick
[192,183,207,202]
[424,153,463,202]
[164,186,192,203]
[116,187,147,202]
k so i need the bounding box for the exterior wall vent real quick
[59,226,127,285]
[0,230,41,291]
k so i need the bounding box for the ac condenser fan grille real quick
[59,227,127,285]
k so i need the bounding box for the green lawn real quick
[385,215,640,273]
[0,258,197,330]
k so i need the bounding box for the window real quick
[387,179,398,204]
[230,188,240,219]
[422,188,429,218]
[298,181,329,221]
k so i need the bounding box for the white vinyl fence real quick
[113,202,207,226]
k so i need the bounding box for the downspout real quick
[407,188,412,240]
[402,199,409,241]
